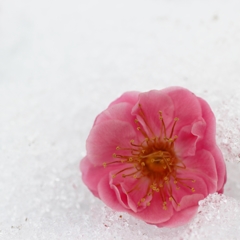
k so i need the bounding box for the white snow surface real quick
[1,0,240,239]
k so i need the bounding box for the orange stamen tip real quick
[163,206,167,210]
[116,146,120,150]
[112,153,117,158]
[147,202,150,206]
[191,188,195,192]
[103,162,107,168]
[112,174,116,178]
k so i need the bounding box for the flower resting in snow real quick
[80,87,226,227]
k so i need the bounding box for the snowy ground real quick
[1,0,240,239]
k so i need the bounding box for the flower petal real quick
[80,156,119,198]
[109,91,140,107]
[181,149,218,193]
[162,87,203,134]
[157,204,199,227]
[175,125,198,157]
[98,174,126,212]
[198,97,226,192]
[86,119,138,165]
[131,90,175,138]
[175,118,207,157]
[128,191,173,224]
[94,102,138,127]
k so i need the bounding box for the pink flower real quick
[80,87,226,227]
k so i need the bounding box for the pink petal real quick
[94,102,138,127]
[109,91,140,107]
[170,174,208,208]
[80,156,119,198]
[128,191,174,224]
[210,146,226,193]
[156,192,203,227]
[157,204,199,227]
[111,183,130,210]
[98,174,126,212]
[197,97,216,148]
[162,87,203,134]
[175,125,199,157]
[181,149,218,193]
[131,90,175,138]
[121,176,152,212]
[109,167,152,212]
[86,119,138,165]
[177,193,203,211]
[109,165,139,210]
[198,97,226,192]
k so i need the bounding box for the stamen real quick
[169,117,179,138]
[159,111,167,138]
[169,195,179,206]
[116,146,139,152]
[112,167,135,178]
[177,179,196,192]
[138,104,155,137]
[103,160,127,168]
[130,139,143,147]
[163,201,167,210]
[122,171,139,178]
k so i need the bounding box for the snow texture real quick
[1,0,240,239]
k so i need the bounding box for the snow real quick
[1,0,240,239]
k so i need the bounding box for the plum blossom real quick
[80,87,226,227]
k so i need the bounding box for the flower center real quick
[103,104,195,210]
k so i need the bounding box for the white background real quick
[1,0,240,239]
